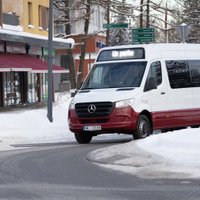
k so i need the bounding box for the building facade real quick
[0,0,72,108]
[23,0,49,36]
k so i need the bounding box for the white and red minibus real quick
[68,43,200,143]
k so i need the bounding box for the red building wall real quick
[56,34,106,81]
[73,34,106,81]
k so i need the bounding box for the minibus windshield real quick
[82,61,147,89]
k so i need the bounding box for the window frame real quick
[38,5,49,30]
[144,61,162,92]
[28,2,33,25]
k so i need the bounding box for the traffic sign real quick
[103,23,128,29]
[43,47,55,56]
[132,28,155,43]
[132,37,155,43]
[132,28,154,33]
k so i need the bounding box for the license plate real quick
[83,125,102,131]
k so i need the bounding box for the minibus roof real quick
[96,43,200,62]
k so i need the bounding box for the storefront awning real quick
[0,53,69,73]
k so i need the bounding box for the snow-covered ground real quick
[1,92,200,179]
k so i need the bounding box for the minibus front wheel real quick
[74,133,93,144]
[133,115,151,139]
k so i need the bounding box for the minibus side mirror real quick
[71,90,78,97]
[144,77,157,92]
[71,82,83,97]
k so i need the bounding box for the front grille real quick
[75,102,114,118]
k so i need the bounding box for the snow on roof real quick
[0,24,75,49]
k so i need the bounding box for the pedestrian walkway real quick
[0,102,46,112]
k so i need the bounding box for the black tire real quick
[74,133,92,144]
[133,115,151,139]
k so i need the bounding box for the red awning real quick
[0,53,68,73]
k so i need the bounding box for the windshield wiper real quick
[116,87,135,91]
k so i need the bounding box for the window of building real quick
[38,5,49,30]
[28,2,33,25]
[166,60,191,89]
[0,0,2,27]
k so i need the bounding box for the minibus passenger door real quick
[143,61,169,128]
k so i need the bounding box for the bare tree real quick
[76,0,91,88]
[54,0,77,89]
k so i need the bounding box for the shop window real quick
[41,74,48,102]
[28,73,38,103]
[3,72,21,106]
[38,5,49,30]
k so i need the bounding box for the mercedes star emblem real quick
[88,104,96,113]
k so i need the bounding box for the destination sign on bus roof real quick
[97,48,145,62]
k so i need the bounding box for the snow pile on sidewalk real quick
[0,92,74,150]
[88,128,200,179]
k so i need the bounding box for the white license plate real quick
[83,125,102,131]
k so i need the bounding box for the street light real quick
[176,23,192,43]
[47,0,53,122]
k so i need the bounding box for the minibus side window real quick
[187,60,200,87]
[144,61,162,92]
[166,60,191,89]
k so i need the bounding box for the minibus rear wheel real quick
[134,115,151,139]
[74,133,92,144]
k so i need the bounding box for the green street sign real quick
[132,28,154,33]
[132,37,155,43]
[133,32,155,38]
[43,47,56,56]
[103,23,128,29]
[132,28,155,43]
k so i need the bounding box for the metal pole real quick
[106,0,110,46]
[47,0,53,122]
[140,0,143,28]
[146,0,150,28]
[182,25,186,43]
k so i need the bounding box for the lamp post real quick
[47,0,53,122]
[176,23,191,43]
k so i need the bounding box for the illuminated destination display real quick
[97,48,145,62]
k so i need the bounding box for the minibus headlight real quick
[68,99,75,110]
[115,98,135,108]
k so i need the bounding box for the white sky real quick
[1,92,200,179]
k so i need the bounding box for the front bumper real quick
[68,106,139,134]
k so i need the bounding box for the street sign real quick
[132,37,155,43]
[132,28,154,33]
[103,23,128,29]
[132,28,155,44]
[43,47,55,56]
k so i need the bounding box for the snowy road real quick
[0,141,200,200]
